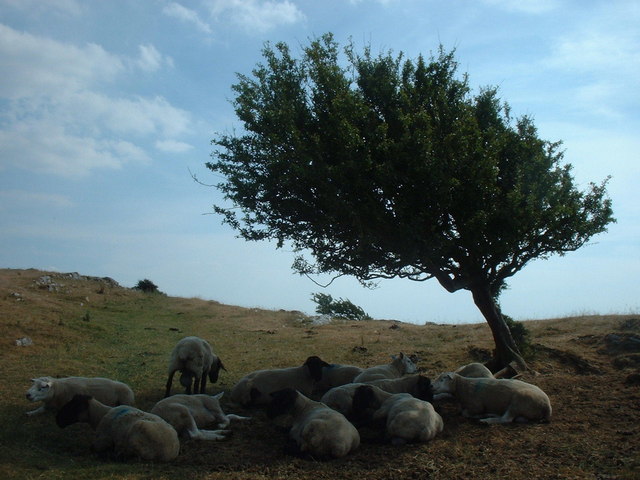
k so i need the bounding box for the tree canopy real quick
[208,34,614,368]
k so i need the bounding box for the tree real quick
[208,34,614,370]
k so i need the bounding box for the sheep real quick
[25,376,135,416]
[311,363,364,396]
[455,362,494,378]
[230,356,330,407]
[352,353,417,383]
[266,388,360,459]
[431,372,552,424]
[353,386,443,445]
[320,374,434,419]
[150,392,250,440]
[165,336,226,397]
[56,394,179,462]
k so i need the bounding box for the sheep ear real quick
[213,392,224,400]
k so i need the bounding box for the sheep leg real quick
[26,405,46,416]
[187,426,230,441]
[479,411,516,424]
[199,372,207,394]
[217,413,251,428]
[165,371,176,397]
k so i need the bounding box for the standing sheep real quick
[165,336,226,397]
[267,388,360,459]
[56,394,180,462]
[352,353,418,383]
[432,373,552,424]
[25,376,134,416]
[151,392,250,440]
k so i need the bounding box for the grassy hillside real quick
[1,268,638,479]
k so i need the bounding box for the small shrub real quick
[134,279,161,294]
[311,292,371,321]
[503,314,534,359]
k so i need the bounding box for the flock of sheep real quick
[25,335,552,462]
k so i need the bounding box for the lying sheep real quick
[165,336,226,397]
[312,363,363,396]
[267,388,360,459]
[230,356,330,406]
[455,362,494,378]
[352,353,417,383]
[353,386,443,445]
[56,394,179,462]
[150,392,250,440]
[432,372,552,424]
[26,376,135,416]
[320,374,433,418]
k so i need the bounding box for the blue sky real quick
[1,0,638,324]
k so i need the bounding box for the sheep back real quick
[28,376,134,412]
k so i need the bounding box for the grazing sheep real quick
[358,388,443,445]
[267,388,360,459]
[165,336,226,397]
[56,394,179,462]
[230,356,330,406]
[312,364,364,396]
[432,373,552,424]
[352,353,417,383]
[25,376,134,416]
[320,375,433,418]
[151,392,250,440]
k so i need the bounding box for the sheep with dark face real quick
[432,373,552,424]
[26,376,134,416]
[320,374,434,419]
[352,353,418,383]
[56,394,179,462]
[312,364,363,396]
[230,356,330,406]
[352,385,443,445]
[165,336,225,397]
[267,388,360,459]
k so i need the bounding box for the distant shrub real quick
[134,279,161,294]
[311,292,371,321]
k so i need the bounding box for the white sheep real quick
[455,362,494,378]
[320,374,434,418]
[266,388,360,459]
[432,372,552,424]
[230,356,330,406]
[165,336,226,397]
[352,353,417,383]
[367,390,443,445]
[56,394,180,462]
[25,376,135,416]
[150,392,250,440]
[312,363,363,396]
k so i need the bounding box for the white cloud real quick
[135,44,174,72]
[0,24,124,99]
[205,0,305,33]
[163,2,212,34]
[0,119,150,178]
[155,139,194,153]
[0,190,73,209]
[480,0,559,14]
[0,24,192,177]
[1,0,83,17]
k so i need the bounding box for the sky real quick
[0,0,638,325]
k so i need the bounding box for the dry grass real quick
[0,268,638,479]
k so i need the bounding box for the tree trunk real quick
[470,283,528,372]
